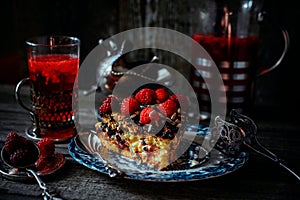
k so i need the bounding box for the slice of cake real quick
[95,84,188,170]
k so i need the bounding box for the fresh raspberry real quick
[155,88,169,102]
[99,96,112,114]
[9,148,33,166]
[158,99,178,117]
[18,135,29,146]
[120,97,140,115]
[36,156,53,171]
[135,88,156,104]
[170,94,188,111]
[37,138,55,158]
[102,96,112,104]
[36,157,47,171]
[140,107,158,125]
[4,132,28,154]
[4,132,19,153]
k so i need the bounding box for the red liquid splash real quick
[28,55,78,88]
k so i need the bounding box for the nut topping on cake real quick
[96,84,188,170]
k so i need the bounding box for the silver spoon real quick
[213,110,300,182]
[1,142,63,199]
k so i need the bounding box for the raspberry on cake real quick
[170,94,188,110]
[135,88,156,104]
[158,99,178,117]
[140,107,160,125]
[99,96,113,114]
[95,84,187,170]
[120,97,140,115]
[155,88,169,102]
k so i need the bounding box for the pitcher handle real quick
[256,11,290,77]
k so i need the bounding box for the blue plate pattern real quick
[68,126,248,182]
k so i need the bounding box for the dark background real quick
[0,0,299,120]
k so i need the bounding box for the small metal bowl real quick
[1,140,40,170]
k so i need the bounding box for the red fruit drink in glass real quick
[27,54,79,138]
[190,33,259,119]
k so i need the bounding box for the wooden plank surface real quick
[0,84,299,200]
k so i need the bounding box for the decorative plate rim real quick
[68,127,249,182]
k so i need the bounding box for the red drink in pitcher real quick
[190,33,259,119]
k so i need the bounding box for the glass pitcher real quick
[189,0,289,120]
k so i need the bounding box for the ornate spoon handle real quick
[229,110,300,182]
[27,169,63,200]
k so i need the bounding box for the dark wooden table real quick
[0,84,299,200]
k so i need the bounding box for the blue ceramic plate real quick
[68,126,248,182]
